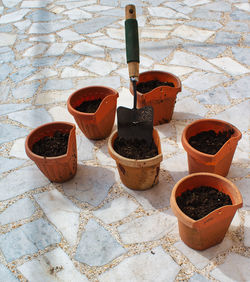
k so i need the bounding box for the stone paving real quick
[0,0,249,281]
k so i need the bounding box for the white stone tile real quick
[0,9,30,24]
[227,165,250,179]
[2,0,22,8]
[48,106,75,124]
[9,138,28,159]
[228,211,241,232]
[18,247,88,282]
[14,19,31,31]
[93,197,138,224]
[61,67,88,78]
[148,7,189,19]
[213,100,250,132]
[154,65,194,76]
[155,122,176,140]
[0,166,49,201]
[73,41,105,58]
[57,29,84,42]
[0,198,36,225]
[44,43,68,56]
[233,133,250,165]
[169,51,220,73]
[96,141,117,167]
[92,36,124,49]
[0,33,16,46]
[175,120,190,148]
[8,108,52,128]
[234,178,250,209]
[210,253,250,281]
[164,2,193,14]
[106,28,124,40]
[75,76,120,90]
[99,246,181,282]
[173,97,208,119]
[61,0,96,9]
[34,189,80,246]
[29,34,55,43]
[21,0,50,8]
[27,69,57,81]
[23,43,48,57]
[79,57,117,76]
[117,212,177,244]
[234,3,250,12]
[76,135,94,162]
[174,238,233,269]
[35,91,71,104]
[183,72,229,90]
[141,28,169,39]
[63,8,92,20]
[244,214,250,246]
[82,5,112,12]
[209,57,250,75]
[172,25,214,42]
[140,56,154,67]
[161,153,188,183]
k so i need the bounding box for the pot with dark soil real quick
[182,119,242,176]
[67,86,119,140]
[25,122,77,183]
[170,172,243,250]
[129,71,181,125]
[108,129,163,190]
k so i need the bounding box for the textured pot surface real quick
[25,122,77,183]
[170,172,243,250]
[182,119,242,176]
[108,129,163,190]
[67,86,118,140]
[130,71,181,125]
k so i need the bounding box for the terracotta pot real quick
[108,129,163,190]
[25,122,77,183]
[170,172,243,250]
[182,119,242,177]
[130,71,181,125]
[67,86,118,140]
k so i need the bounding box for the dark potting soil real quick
[136,79,174,94]
[176,186,232,220]
[188,129,234,155]
[75,99,102,113]
[32,131,69,157]
[114,137,158,159]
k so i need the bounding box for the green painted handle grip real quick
[125,19,139,63]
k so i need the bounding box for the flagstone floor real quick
[0,0,250,281]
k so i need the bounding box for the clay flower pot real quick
[108,129,163,190]
[25,122,77,183]
[67,86,119,140]
[170,172,243,250]
[182,119,242,177]
[130,71,181,125]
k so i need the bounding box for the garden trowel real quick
[117,4,154,145]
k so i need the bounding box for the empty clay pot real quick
[25,122,77,183]
[67,86,119,140]
[108,129,163,190]
[130,71,181,125]
[182,119,242,176]
[170,172,243,250]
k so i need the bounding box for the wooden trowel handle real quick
[125,5,139,79]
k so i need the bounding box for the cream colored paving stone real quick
[34,189,80,246]
[0,33,16,46]
[29,34,55,43]
[21,0,50,8]
[234,3,250,12]
[232,133,250,165]
[57,29,84,41]
[233,178,250,209]
[92,36,124,49]
[9,137,28,159]
[93,197,139,224]
[44,43,68,56]
[174,238,233,269]
[48,106,75,124]
[154,65,194,76]
[18,247,88,282]
[96,141,117,167]
[27,69,57,81]
[61,67,89,78]
[169,51,220,73]
[209,57,250,75]
[79,57,117,76]
[184,0,211,6]
[73,41,105,58]
[210,253,250,281]
[82,5,113,12]
[35,90,72,105]
[141,28,170,39]
[23,43,48,57]
[63,8,92,20]
[118,212,177,244]
[106,28,124,40]
[140,56,154,67]
[0,9,30,24]
[148,7,190,19]
[155,122,176,139]
[99,246,181,282]
[172,25,214,42]
[244,213,250,246]
[228,211,241,232]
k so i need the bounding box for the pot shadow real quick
[62,164,116,207]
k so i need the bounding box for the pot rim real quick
[67,85,119,117]
[108,129,163,167]
[25,121,76,161]
[170,172,243,228]
[181,118,242,163]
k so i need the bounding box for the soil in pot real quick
[75,99,102,113]
[114,137,158,159]
[32,131,69,157]
[188,129,234,155]
[136,80,174,94]
[176,186,232,220]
